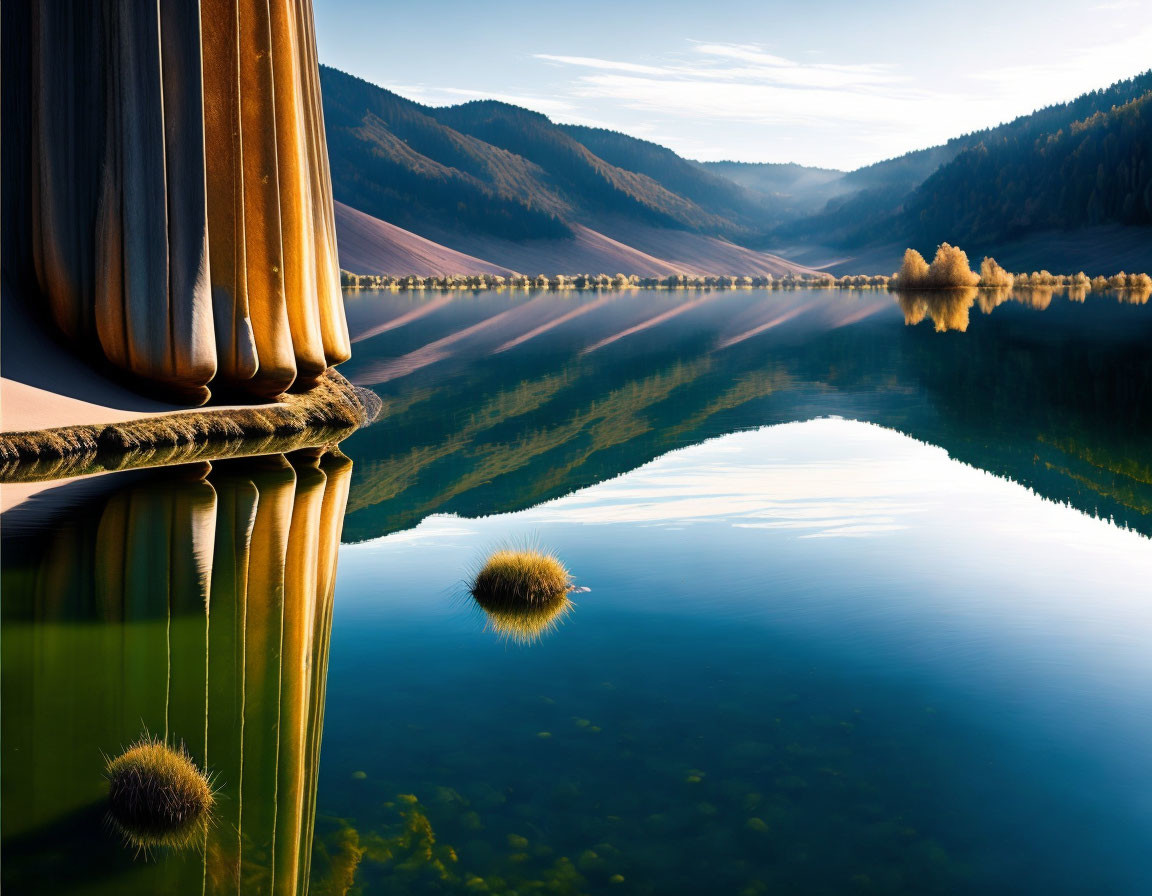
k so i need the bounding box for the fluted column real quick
[1,0,351,402]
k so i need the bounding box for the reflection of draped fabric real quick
[1,1,350,401]
[0,451,351,894]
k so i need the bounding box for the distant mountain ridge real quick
[321,66,767,243]
[698,161,847,221]
[320,64,1152,275]
[320,65,819,276]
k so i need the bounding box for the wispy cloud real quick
[319,0,1152,170]
[526,33,1152,166]
[529,41,938,154]
[535,55,670,76]
[536,42,909,97]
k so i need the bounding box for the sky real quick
[315,0,1152,171]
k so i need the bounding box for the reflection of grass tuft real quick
[106,736,214,853]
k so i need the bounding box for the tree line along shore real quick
[340,242,1152,300]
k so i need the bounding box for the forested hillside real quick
[898,91,1152,247]
[320,67,572,240]
[320,66,767,243]
[559,125,775,228]
[765,70,1152,248]
[699,161,846,220]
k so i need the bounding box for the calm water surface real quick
[4,287,1152,894]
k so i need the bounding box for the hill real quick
[322,63,1152,276]
[336,201,816,279]
[320,66,772,246]
[559,125,775,229]
[321,66,822,275]
[763,70,1152,250]
[334,201,518,277]
[699,161,847,221]
[320,67,571,241]
[896,90,1152,249]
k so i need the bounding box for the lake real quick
[4,286,1152,894]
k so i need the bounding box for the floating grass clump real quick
[469,549,575,643]
[106,737,214,852]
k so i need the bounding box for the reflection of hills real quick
[339,289,1152,541]
[1,451,351,894]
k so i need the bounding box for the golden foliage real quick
[106,736,214,852]
[470,549,572,607]
[892,244,979,290]
[469,549,575,643]
[978,257,1014,288]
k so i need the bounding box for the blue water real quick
[4,287,1152,894]
[316,421,1152,895]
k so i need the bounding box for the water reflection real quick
[897,285,1106,331]
[1,450,351,894]
[319,420,1152,894]
[896,288,978,332]
[471,589,573,645]
[339,287,1152,541]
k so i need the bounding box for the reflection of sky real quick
[329,417,1152,885]
[339,418,1152,720]
[348,417,1150,549]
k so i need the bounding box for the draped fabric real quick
[1,451,352,892]
[1,1,351,402]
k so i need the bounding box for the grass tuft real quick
[469,548,575,643]
[470,548,572,606]
[106,736,214,853]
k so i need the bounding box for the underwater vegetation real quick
[469,549,575,643]
[311,794,598,896]
[105,737,214,852]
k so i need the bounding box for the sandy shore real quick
[0,280,379,490]
[0,281,301,433]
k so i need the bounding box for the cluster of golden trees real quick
[892,244,981,289]
[892,244,1152,297]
